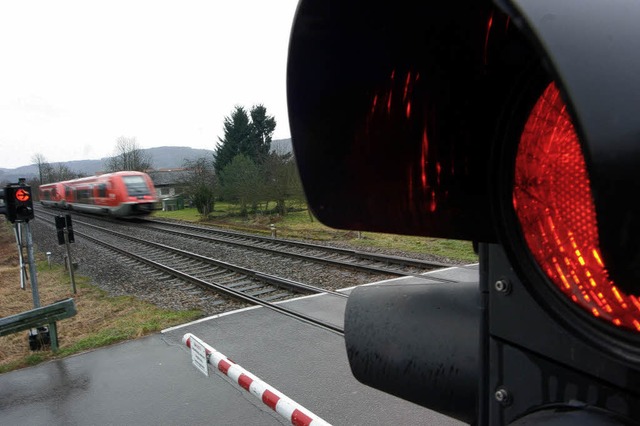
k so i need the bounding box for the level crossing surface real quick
[0,266,477,425]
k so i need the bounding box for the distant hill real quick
[0,139,292,184]
[143,146,215,169]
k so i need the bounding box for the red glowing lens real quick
[513,82,640,332]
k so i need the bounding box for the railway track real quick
[136,217,454,278]
[35,211,346,334]
[34,208,461,333]
[36,206,456,279]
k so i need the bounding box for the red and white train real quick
[39,171,159,217]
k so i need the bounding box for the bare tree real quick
[182,157,217,217]
[261,151,304,216]
[219,154,264,216]
[106,136,153,172]
[30,153,81,184]
[50,163,80,182]
[31,153,48,184]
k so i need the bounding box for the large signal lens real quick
[15,188,30,202]
[513,82,640,332]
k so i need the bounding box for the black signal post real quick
[1,182,77,352]
[55,214,77,294]
[2,182,40,308]
[287,0,640,424]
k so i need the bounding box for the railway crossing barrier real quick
[182,333,331,426]
[0,298,77,351]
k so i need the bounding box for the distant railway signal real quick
[55,214,77,293]
[288,0,640,424]
[4,183,35,223]
[55,215,75,245]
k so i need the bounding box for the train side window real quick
[97,183,107,198]
[77,187,93,203]
[122,175,151,196]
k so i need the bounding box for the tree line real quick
[26,136,152,188]
[184,104,304,217]
[25,104,304,218]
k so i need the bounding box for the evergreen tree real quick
[214,106,252,181]
[249,104,277,163]
[214,104,276,180]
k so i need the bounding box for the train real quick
[38,171,159,217]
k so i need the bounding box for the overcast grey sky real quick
[0,0,298,169]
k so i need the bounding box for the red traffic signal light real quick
[287,0,640,424]
[5,184,35,223]
[513,82,640,333]
[15,188,31,202]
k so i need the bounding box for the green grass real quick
[152,207,201,221]
[0,232,203,374]
[1,202,477,374]
[152,205,478,263]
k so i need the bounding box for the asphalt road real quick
[0,268,476,425]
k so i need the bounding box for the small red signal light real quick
[513,82,640,332]
[15,188,30,202]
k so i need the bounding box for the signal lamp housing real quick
[287,0,640,423]
[4,184,35,223]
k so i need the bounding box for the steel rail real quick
[34,214,346,335]
[140,218,456,279]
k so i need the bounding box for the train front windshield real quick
[123,175,152,197]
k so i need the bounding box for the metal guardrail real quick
[0,298,77,351]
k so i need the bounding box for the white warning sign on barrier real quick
[190,335,209,377]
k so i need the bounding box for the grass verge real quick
[0,222,202,374]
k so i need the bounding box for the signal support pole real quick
[64,228,76,294]
[13,222,27,290]
[23,221,41,308]
[56,214,77,294]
